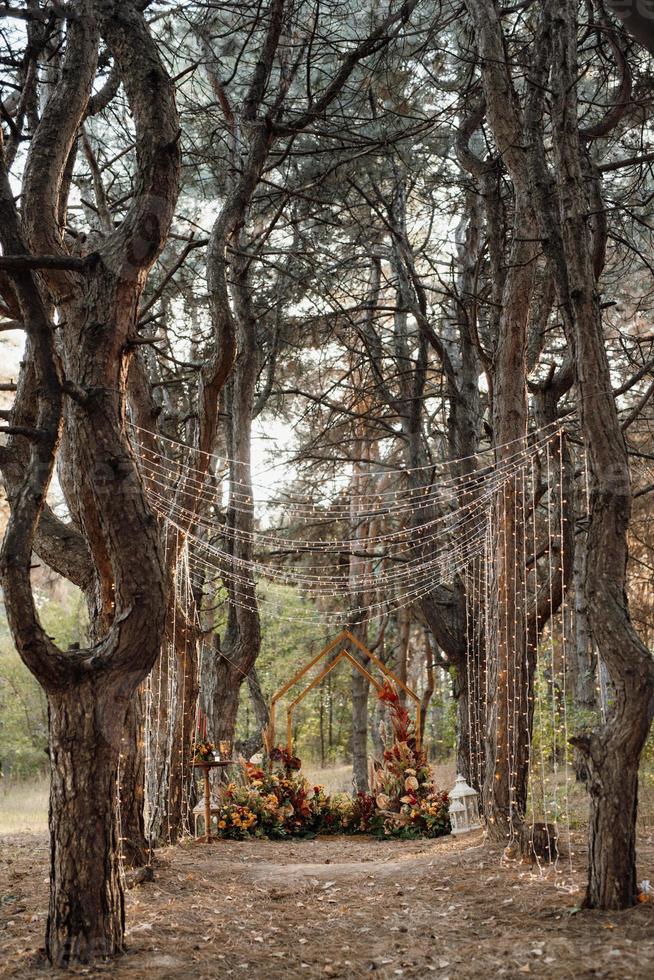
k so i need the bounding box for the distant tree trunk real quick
[167,618,200,840]
[397,608,410,707]
[571,521,597,714]
[328,673,334,753]
[348,429,374,792]
[210,242,261,746]
[319,682,326,767]
[119,690,147,867]
[420,632,436,758]
[370,699,386,761]
[351,662,370,791]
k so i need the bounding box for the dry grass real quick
[0,777,48,835]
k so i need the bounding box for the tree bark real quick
[351,661,371,791]
[397,608,410,707]
[490,0,654,906]
[348,427,375,792]
[543,0,654,909]
[119,689,147,868]
[571,520,597,714]
[167,617,200,840]
[210,266,262,744]
[47,681,126,964]
[0,2,179,964]
[451,660,472,779]
[207,156,262,746]
[236,668,270,759]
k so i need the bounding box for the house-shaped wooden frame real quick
[270,628,422,755]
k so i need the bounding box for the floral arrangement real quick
[193,739,217,763]
[218,762,317,838]
[369,682,450,838]
[210,681,450,841]
[269,746,302,773]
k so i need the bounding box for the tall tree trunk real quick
[211,265,261,743]
[543,0,654,909]
[0,2,179,964]
[465,0,551,840]
[47,681,126,964]
[328,672,334,752]
[348,430,374,792]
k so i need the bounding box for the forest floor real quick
[2,828,654,979]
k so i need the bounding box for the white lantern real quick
[448,774,481,835]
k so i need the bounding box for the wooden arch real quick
[269,629,422,755]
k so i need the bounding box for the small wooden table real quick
[193,760,234,842]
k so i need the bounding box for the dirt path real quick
[2,831,654,979]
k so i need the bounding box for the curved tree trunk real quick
[544,0,654,908]
[0,2,179,965]
[498,0,654,907]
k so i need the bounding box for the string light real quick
[135,419,577,870]
[454,431,577,870]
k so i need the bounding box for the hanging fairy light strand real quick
[457,427,575,872]
[130,421,564,521]
[128,422,567,629]
[128,418,564,495]
[138,418,575,868]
